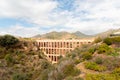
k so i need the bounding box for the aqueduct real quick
[36,39,94,63]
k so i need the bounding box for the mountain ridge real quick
[33,31,91,39]
[32,28,120,39]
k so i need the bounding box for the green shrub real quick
[111,72,120,80]
[112,68,120,75]
[97,43,113,54]
[41,60,52,69]
[115,48,120,52]
[108,52,119,56]
[111,37,120,42]
[48,70,62,80]
[85,62,106,72]
[88,48,96,54]
[81,52,92,60]
[66,53,76,59]
[103,37,120,45]
[39,70,49,80]
[12,73,28,80]
[75,77,84,80]
[74,59,81,64]
[0,47,6,58]
[5,54,15,65]
[63,64,80,77]
[65,76,74,80]
[85,62,95,69]
[57,59,80,78]
[17,53,25,61]
[86,74,120,80]
[103,37,112,45]
[0,62,3,67]
[0,35,19,48]
[94,57,103,64]
[94,37,102,43]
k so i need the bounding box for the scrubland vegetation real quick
[0,35,120,80]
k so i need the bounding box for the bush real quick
[94,37,102,43]
[12,73,28,80]
[48,69,64,80]
[0,47,6,58]
[111,37,120,42]
[39,70,49,80]
[57,59,80,79]
[86,73,120,80]
[63,64,80,77]
[108,52,119,56]
[94,57,103,64]
[88,48,96,54]
[103,37,112,45]
[103,37,120,45]
[112,68,120,75]
[41,60,52,69]
[81,52,92,60]
[97,43,113,54]
[65,76,74,80]
[74,59,81,64]
[5,54,15,65]
[0,35,19,48]
[85,62,106,72]
[75,77,84,80]
[102,57,120,70]
[66,53,76,59]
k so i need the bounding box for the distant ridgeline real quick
[32,31,93,39]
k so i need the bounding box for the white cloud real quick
[0,0,120,36]
[0,25,41,37]
[62,0,120,34]
[0,0,58,25]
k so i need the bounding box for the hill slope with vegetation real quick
[33,28,120,39]
[33,31,92,39]
[0,35,120,80]
[95,28,120,38]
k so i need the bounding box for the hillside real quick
[33,28,120,39]
[33,31,92,39]
[95,28,120,38]
[73,31,92,38]
[0,35,120,80]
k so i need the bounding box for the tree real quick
[0,35,19,48]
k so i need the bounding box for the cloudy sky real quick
[0,0,120,37]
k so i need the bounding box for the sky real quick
[0,0,120,37]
